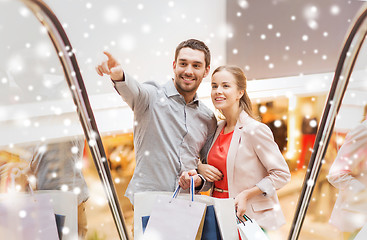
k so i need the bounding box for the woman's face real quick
[211,70,243,112]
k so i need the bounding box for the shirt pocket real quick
[251,199,274,213]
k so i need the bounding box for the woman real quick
[327,115,367,240]
[198,65,291,231]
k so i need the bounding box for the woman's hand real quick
[235,186,263,221]
[197,163,223,182]
[235,191,250,221]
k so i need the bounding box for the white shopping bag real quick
[237,215,269,240]
[143,194,206,240]
[0,192,59,240]
[354,222,367,240]
[35,190,78,240]
[0,190,78,240]
[134,188,238,240]
[142,177,206,240]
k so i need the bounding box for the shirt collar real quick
[164,79,200,105]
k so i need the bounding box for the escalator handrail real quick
[288,3,367,240]
[19,0,129,239]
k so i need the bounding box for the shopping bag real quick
[201,205,222,240]
[142,205,220,240]
[55,214,66,240]
[143,207,207,239]
[141,215,150,232]
[189,194,237,239]
[34,190,78,240]
[0,192,59,240]
[142,177,206,240]
[134,188,238,240]
[354,222,367,240]
[0,190,78,240]
[237,215,269,240]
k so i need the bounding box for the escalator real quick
[1,1,366,239]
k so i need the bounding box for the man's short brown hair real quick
[175,39,211,68]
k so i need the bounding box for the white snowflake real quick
[18,210,27,218]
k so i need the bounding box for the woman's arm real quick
[327,121,367,192]
[197,161,223,182]
[235,186,263,221]
[250,123,291,197]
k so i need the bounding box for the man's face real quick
[173,47,210,99]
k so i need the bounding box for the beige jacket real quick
[209,111,291,230]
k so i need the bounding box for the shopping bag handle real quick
[236,214,253,226]
[171,176,194,202]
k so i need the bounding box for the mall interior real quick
[1,0,367,239]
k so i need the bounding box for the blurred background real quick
[1,0,367,239]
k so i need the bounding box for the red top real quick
[207,127,234,198]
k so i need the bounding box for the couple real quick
[96,39,291,231]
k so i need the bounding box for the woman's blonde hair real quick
[212,65,256,119]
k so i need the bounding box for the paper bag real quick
[135,190,238,239]
[143,177,206,240]
[0,193,59,240]
[237,216,269,240]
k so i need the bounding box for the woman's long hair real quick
[212,65,256,119]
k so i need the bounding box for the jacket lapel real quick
[226,123,241,197]
[226,111,249,197]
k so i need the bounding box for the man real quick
[96,39,217,203]
[30,138,89,239]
